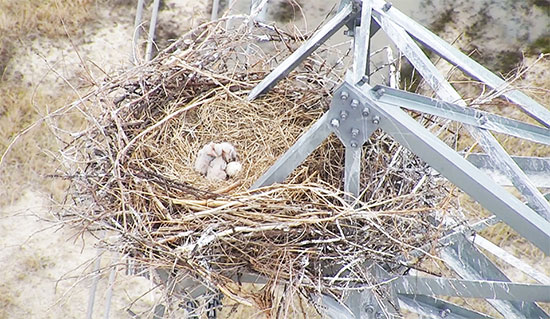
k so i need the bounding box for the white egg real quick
[225,161,242,177]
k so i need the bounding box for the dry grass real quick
[0,0,94,39]
[53,21,464,317]
[0,0,97,206]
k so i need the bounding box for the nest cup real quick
[60,20,457,317]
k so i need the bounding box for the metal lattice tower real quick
[243,0,550,318]
[120,1,550,318]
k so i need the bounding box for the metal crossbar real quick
[246,0,550,318]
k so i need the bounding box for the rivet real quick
[340,91,349,101]
[440,309,451,318]
[372,116,380,125]
[382,2,392,12]
[330,118,340,128]
[340,110,349,120]
[350,99,359,109]
[362,107,370,117]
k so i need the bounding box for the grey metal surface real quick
[346,286,398,319]
[345,146,362,199]
[251,113,333,189]
[329,87,379,149]
[145,0,161,62]
[372,86,550,146]
[247,3,357,100]
[371,0,550,128]
[374,11,550,220]
[132,0,146,64]
[397,294,494,319]
[393,276,550,303]
[211,0,220,20]
[403,217,500,263]
[465,153,550,188]
[319,294,356,319]
[472,235,550,285]
[345,82,550,255]
[352,0,372,84]
[441,237,548,318]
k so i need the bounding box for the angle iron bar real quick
[371,0,550,128]
[397,294,495,319]
[464,154,550,188]
[348,82,550,255]
[247,3,357,100]
[318,294,355,319]
[344,146,362,199]
[211,0,220,21]
[372,85,550,146]
[472,235,550,285]
[465,154,550,175]
[401,216,499,264]
[132,0,146,64]
[375,10,550,220]
[251,113,333,189]
[441,237,547,318]
[145,0,161,62]
[392,276,550,303]
[352,0,372,84]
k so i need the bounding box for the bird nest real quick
[58,20,462,317]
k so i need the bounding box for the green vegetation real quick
[527,35,550,56]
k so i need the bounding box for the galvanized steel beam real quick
[251,113,332,189]
[372,86,550,146]
[343,82,550,255]
[352,0,372,84]
[393,276,550,303]
[464,154,550,188]
[441,237,548,318]
[248,3,358,100]
[374,11,550,220]
[371,0,550,128]
[397,294,494,319]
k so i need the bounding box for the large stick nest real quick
[59,20,461,316]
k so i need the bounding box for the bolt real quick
[362,107,370,117]
[344,29,355,37]
[373,87,386,99]
[375,311,384,319]
[340,110,349,120]
[350,99,359,109]
[372,116,380,125]
[350,140,359,148]
[351,128,360,138]
[382,2,392,12]
[478,115,487,125]
[440,309,451,318]
[340,91,349,101]
[330,118,340,128]
[364,305,375,314]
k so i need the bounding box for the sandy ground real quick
[0,1,205,318]
[1,0,549,318]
